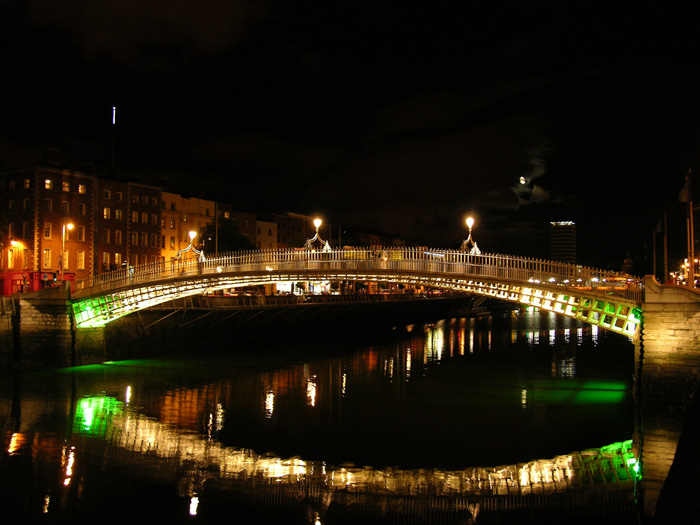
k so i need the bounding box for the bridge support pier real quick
[6,285,105,369]
[638,276,700,519]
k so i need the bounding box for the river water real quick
[0,308,638,523]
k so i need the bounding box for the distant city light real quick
[112,106,116,125]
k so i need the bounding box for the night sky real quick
[3,2,700,272]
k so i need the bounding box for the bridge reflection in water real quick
[76,396,637,522]
[3,314,641,523]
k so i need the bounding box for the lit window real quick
[115,252,121,267]
[130,232,137,246]
[102,252,110,270]
[77,226,85,242]
[23,178,30,189]
[170,219,175,229]
[103,207,111,220]
[170,236,175,250]
[43,222,52,239]
[141,212,147,224]
[77,250,85,270]
[224,212,230,219]
[115,209,122,221]
[45,179,53,190]
[62,181,70,192]
[78,184,86,194]
[131,211,138,223]
[43,248,51,269]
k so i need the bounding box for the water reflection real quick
[1,310,638,522]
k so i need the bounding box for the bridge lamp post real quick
[176,231,204,261]
[60,222,74,280]
[304,218,331,251]
[460,216,481,255]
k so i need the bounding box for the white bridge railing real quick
[71,247,643,302]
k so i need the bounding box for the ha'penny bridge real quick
[69,247,644,338]
[9,246,700,520]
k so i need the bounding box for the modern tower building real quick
[549,221,576,263]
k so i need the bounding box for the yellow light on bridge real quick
[313,218,322,230]
[188,231,197,241]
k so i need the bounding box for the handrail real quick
[71,248,643,303]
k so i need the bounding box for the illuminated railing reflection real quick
[94,402,638,499]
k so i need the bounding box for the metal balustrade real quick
[69,247,644,338]
[72,247,642,301]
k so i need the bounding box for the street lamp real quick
[304,218,331,251]
[177,230,204,260]
[61,222,74,280]
[460,216,481,254]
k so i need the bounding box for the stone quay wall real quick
[638,275,700,519]
[640,275,700,397]
[0,285,105,370]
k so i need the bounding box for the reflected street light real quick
[177,230,205,260]
[460,216,481,254]
[304,218,331,251]
[61,222,74,280]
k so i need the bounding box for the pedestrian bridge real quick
[70,247,643,338]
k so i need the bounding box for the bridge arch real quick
[70,247,642,339]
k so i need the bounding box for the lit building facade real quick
[127,183,163,266]
[0,165,97,292]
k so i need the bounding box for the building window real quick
[115,230,122,245]
[205,208,210,217]
[150,233,157,248]
[8,248,14,270]
[77,250,85,270]
[103,229,110,244]
[22,222,29,238]
[103,207,111,220]
[102,252,110,270]
[45,179,53,190]
[140,254,147,265]
[42,248,51,269]
[77,225,86,242]
[23,249,29,269]
[141,212,148,224]
[8,180,15,190]
[115,252,121,267]
[23,178,30,189]
[115,191,123,202]
[151,197,158,207]
[170,202,175,211]
[43,222,52,239]
[132,194,139,204]
[183,213,188,223]
[151,213,157,226]
[170,219,175,229]
[141,232,147,247]
[62,181,70,192]
[22,198,29,211]
[63,249,69,270]
[78,184,86,194]
[61,201,69,214]
[170,236,175,250]
[78,203,86,216]
[103,190,111,200]
[44,199,52,212]
[224,211,230,219]
[115,209,123,221]
[131,232,138,247]
[131,211,139,223]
